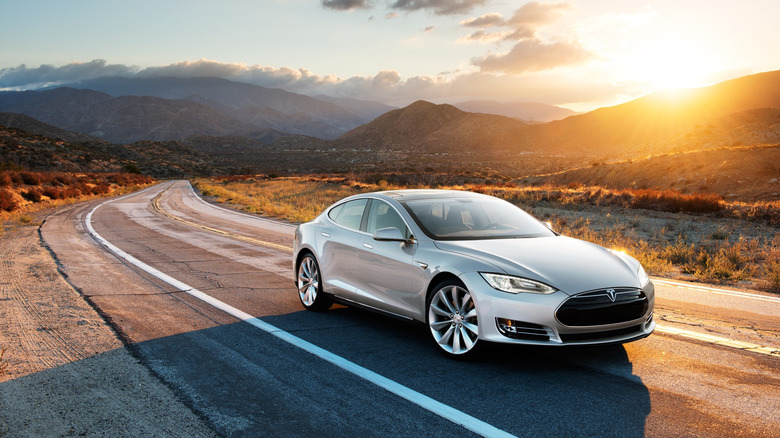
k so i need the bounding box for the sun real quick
[626,39,718,92]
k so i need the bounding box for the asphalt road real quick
[41,180,780,437]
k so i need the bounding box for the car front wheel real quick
[297,253,332,311]
[427,280,480,357]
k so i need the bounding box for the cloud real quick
[390,0,487,15]
[507,1,572,27]
[0,58,633,111]
[457,29,511,43]
[0,59,137,90]
[460,13,504,28]
[321,0,372,11]
[473,39,594,74]
[424,25,435,32]
[459,2,573,42]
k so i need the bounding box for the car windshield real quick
[401,196,554,240]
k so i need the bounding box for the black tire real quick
[426,279,480,358]
[297,253,332,312]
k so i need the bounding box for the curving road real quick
[41,180,780,437]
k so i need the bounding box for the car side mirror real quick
[373,227,413,243]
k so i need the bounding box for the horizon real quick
[1,1,779,112]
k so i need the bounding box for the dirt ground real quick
[0,210,216,437]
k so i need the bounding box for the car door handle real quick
[363,243,373,249]
[321,232,331,238]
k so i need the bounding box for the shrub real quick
[767,262,780,293]
[0,172,11,187]
[42,186,64,199]
[62,186,82,198]
[662,237,696,265]
[90,183,111,195]
[0,189,18,212]
[0,345,7,377]
[631,189,724,213]
[19,171,42,185]
[124,163,141,174]
[22,188,42,202]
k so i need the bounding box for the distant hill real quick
[453,100,577,122]
[335,70,780,159]
[62,76,388,139]
[0,87,261,144]
[537,70,780,157]
[335,100,534,153]
[0,114,238,177]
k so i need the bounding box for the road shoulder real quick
[0,205,216,437]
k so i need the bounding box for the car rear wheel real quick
[297,253,332,311]
[427,280,480,357]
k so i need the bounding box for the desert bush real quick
[767,262,780,293]
[631,189,724,213]
[124,163,141,174]
[22,188,43,202]
[90,183,111,195]
[0,172,11,187]
[0,189,18,212]
[19,171,42,185]
[10,172,23,185]
[0,345,7,377]
[42,186,64,200]
[62,186,82,198]
[662,237,696,265]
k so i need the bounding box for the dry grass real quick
[193,174,780,293]
[0,171,155,224]
[0,346,7,378]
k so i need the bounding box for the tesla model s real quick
[293,189,654,357]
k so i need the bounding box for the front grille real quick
[496,318,550,341]
[559,324,643,343]
[556,288,648,327]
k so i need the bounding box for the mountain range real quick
[1,70,779,182]
[333,70,780,159]
[0,76,577,144]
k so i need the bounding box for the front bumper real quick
[460,272,656,346]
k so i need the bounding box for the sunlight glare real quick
[631,41,715,92]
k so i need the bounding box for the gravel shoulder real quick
[0,206,217,437]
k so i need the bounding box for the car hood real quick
[434,236,641,295]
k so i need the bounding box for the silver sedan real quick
[293,189,655,357]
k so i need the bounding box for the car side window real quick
[366,200,411,239]
[329,199,368,231]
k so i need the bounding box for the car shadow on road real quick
[261,306,652,438]
[19,305,650,437]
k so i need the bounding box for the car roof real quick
[374,189,487,202]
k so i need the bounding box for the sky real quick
[1,0,778,111]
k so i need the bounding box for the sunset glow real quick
[0,0,778,111]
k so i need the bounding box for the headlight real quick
[480,273,556,294]
[637,264,650,286]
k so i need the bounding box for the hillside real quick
[528,144,780,202]
[0,118,236,177]
[0,88,260,144]
[536,70,780,157]
[64,76,383,139]
[453,100,577,122]
[336,100,534,153]
[335,71,780,161]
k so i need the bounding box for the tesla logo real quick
[606,289,616,302]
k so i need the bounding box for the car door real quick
[317,198,368,299]
[352,199,417,318]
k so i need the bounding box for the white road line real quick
[184,180,297,228]
[85,188,516,438]
[655,325,780,357]
[652,278,780,303]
